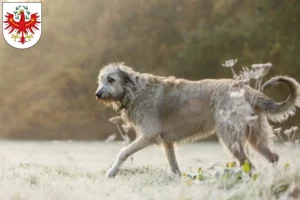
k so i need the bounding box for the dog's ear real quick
[118,67,136,90]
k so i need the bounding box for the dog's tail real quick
[254,76,300,122]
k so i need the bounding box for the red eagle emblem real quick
[4,8,40,44]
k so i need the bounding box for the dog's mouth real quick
[96,95,116,103]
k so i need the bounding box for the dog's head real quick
[95,63,136,107]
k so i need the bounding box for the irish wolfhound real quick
[95,63,300,178]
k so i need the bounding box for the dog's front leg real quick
[106,136,152,178]
[163,141,181,176]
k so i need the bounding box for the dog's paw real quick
[105,168,118,178]
[271,153,279,163]
[169,169,181,177]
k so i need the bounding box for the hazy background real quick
[0,0,299,140]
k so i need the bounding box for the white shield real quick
[2,2,42,49]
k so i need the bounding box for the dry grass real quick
[0,141,299,200]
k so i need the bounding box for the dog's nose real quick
[95,91,102,99]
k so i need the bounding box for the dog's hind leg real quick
[216,122,253,167]
[224,139,252,167]
[163,141,181,176]
[246,122,279,163]
[106,136,153,178]
[247,132,279,163]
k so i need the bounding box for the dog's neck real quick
[117,89,135,112]
[115,75,139,112]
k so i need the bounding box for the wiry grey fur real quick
[95,63,300,178]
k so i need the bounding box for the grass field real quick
[0,141,299,200]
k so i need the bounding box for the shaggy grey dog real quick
[95,63,300,178]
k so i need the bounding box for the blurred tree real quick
[0,0,299,140]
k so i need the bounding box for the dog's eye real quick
[107,77,115,83]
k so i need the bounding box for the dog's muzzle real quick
[95,88,111,100]
[95,91,103,99]
[95,88,105,99]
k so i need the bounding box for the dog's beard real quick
[97,95,123,110]
[98,98,115,106]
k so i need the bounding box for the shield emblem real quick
[2,2,42,49]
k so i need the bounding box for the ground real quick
[0,141,299,200]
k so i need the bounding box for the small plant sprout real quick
[252,173,260,181]
[284,163,291,169]
[198,167,202,173]
[242,160,251,173]
[197,168,205,181]
[226,161,237,168]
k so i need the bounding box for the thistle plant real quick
[109,115,133,163]
[222,59,238,79]
[108,116,131,144]
[221,60,299,152]
[274,126,299,153]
